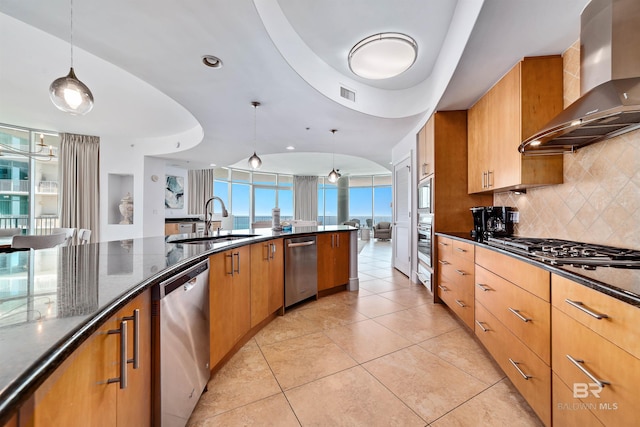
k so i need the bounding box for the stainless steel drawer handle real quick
[234,252,240,274]
[455,269,466,276]
[509,358,531,380]
[226,253,234,276]
[438,242,449,246]
[455,299,466,307]
[108,320,128,389]
[508,307,531,323]
[122,309,140,369]
[438,285,448,292]
[565,299,608,319]
[475,320,489,332]
[438,260,449,265]
[566,355,610,388]
[476,283,491,292]
[455,247,467,253]
[288,241,315,248]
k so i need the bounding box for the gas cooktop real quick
[485,237,640,270]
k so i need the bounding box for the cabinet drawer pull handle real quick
[508,307,531,323]
[566,355,610,387]
[270,243,276,259]
[234,252,241,274]
[487,170,493,188]
[476,283,491,292]
[226,253,234,276]
[455,247,467,253]
[438,242,449,246]
[438,285,448,292]
[438,260,449,265]
[565,299,608,319]
[509,358,531,380]
[475,320,489,332]
[455,269,466,276]
[455,299,466,307]
[108,320,128,389]
[122,309,140,369]
[482,171,487,188]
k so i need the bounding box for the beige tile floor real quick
[188,239,544,426]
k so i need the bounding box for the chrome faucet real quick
[204,196,228,236]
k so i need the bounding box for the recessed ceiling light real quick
[210,163,216,167]
[348,33,417,80]
[286,146,295,150]
[202,55,223,68]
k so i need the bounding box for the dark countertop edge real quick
[0,227,356,423]
[164,217,203,223]
[435,232,640,307]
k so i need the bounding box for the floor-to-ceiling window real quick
[318,178,338,225]
[0,124,60,232]
[213,167,294,229]
[372,175,392,225]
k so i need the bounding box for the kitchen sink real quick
[169,234,257,244]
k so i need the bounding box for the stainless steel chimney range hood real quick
[519,0,640,155]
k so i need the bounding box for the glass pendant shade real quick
[327,168,339,183]
[49,68,94,115]
[248,151,262,169]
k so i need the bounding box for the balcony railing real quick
[0,216,59,234]
[0,179,29,193]
[37,181,58,194]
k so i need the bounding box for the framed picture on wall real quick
[165,175,184,209]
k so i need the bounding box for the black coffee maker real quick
[470,206,515,241]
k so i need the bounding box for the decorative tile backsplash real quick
[494,41,640,250]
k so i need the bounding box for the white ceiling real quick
[0,0,589,176]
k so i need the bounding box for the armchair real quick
[373,222,392,240]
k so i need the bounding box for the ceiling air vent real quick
[340,86,356,102]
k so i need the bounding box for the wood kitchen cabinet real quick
[474,246,551,425]
[21,291,151,427]
[467,56,564,194]
[417,118,434,180]
[551,274,640,427]
[435,236,475,329]
[209,246,251,367]
[250,238,284,328]
[317,231,350,292]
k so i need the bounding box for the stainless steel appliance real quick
[417,177,432,212]
[416,213,433,290]
[285,236,317,307]
[520,0,640,155]
[417,213,433,267]
[152,260,210,427]
[486,236,640,269]
[470,206,515,241]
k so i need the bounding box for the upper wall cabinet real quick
[417,119,434,180]
[468,56,564,194]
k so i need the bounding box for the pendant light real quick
[248,101,262,170]
[327,129,339,183]
[49,0,94,115]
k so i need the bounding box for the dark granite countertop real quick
[435,232,640,307]
[164,216,204,223]
[0,226,355,423]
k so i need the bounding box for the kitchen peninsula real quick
[0,226,358,426]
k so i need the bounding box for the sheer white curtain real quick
[294,176,318,221]
[188,169,214,215]
[59,133,100,241]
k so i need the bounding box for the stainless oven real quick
[417,213,433,267]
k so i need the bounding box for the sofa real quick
[373,222,392,240]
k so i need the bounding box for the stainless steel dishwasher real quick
[284,236,317,307]
[152,260,210,427]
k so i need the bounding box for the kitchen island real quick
[0,226,358,425]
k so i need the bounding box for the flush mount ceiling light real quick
[248,101,262,170]
[202,55,223,68]
[348,33,417,80]
[49,0,94,115]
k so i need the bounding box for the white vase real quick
[119,193,133,224]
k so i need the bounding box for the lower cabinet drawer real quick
[475,265,550,364]
[552,308,639,427]
[475,301,551,426]
[552,372,604,427]
[438,276,474,329]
